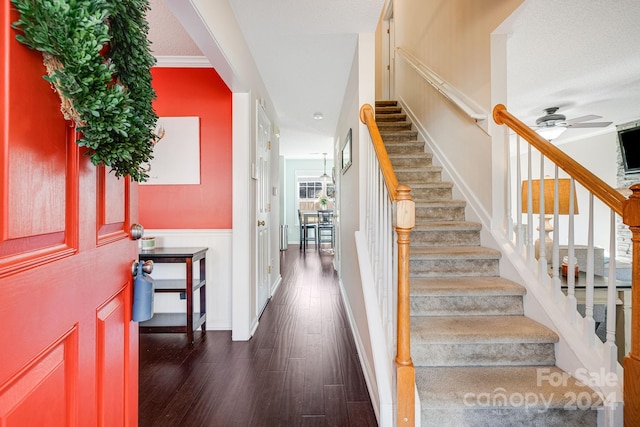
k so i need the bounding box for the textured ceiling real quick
[147,0,202,56]
[227,0,385,158]
[147,0,640,156]
[505,0,640,142]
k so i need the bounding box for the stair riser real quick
[378,122,412,131]
[415,206,465,222]
[412,342,556,367]
[375,113,406,122]
[410,258,500,277]
[374,101,397,107]
[411,229,480,246]
[381,131,419,141]
[410,295,523,317]
[385,144,425,155]
[376,106,402,114]
[396,170,442,182]
[421,408,597,427]
[406,187,452,201]
[390,156,433,168]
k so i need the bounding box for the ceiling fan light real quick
[536,126,567,141]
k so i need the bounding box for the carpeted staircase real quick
[375,100,600,426]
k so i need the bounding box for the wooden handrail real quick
[360,104,399,201]
[493,104,625,215]
[493,103,640,426]
[360,103,415,426]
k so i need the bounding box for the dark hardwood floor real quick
[139,244,378,426]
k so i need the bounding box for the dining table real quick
[300,210,334,253]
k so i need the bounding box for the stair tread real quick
[384,140,424,145]
[377,120,412,125]
[415,200,466,207]
[411,315,559,343]
[374,114,406,121]
[411,276,525,296]
[389,152,432,158]
[415,366,600,409]
[395,166,442,172]
[413,221,480,231]
[410,246,501,259]
[404,182,453,190]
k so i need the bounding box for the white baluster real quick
[506,131,513,238]
[605,211,618,372]
[583,193,595,346]
[566,179,577,323]
[526,145,534,266]
[552,169,562,302]
[516,136,524,253]
[538,158,548,278]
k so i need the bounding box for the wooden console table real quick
[560,271,631,362]
[138,247,208,344]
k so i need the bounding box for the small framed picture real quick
[341,128,352,174]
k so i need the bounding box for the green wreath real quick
[11,0,158,182]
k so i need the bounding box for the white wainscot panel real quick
[139,229,232,330]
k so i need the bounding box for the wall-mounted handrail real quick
[360,103,416,427]
[396,47,487,122]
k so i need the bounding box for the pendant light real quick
[320,153,330,181]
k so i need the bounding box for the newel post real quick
[395,184,415,427]
[623,183,640,427]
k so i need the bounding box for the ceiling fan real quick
[533,107,612,140]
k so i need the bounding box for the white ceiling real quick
[147,0,640,156]
[503,0,640,143]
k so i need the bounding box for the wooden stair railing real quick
[493,104,640,427]
[360,103,416,427]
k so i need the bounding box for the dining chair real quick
[316,210,334,249]
[298,209,317,251]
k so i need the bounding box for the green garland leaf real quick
[11,0,157,182]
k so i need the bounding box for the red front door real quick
[0,5,138,426]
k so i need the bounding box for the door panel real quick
[1,7,71,265]
[98,165,129,244]
[0,327,77,426]
[0,5,138,426]
[256,103,270,315]
[97,291,127,427]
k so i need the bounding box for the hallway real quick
[139,245,377,426]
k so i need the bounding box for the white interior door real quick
[256,103,271,316]
[383,2,395,100]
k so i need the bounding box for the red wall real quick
[139,68,232,229]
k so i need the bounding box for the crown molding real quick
[153,55,211,68]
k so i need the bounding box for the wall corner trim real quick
[154,55,212,68]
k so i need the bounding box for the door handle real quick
[258,220,265,226]
[131,260,154,276]
[130,224,144,240]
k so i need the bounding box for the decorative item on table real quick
[141,237,156,251]
[316,190,329,210]
[561,256,579,278]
